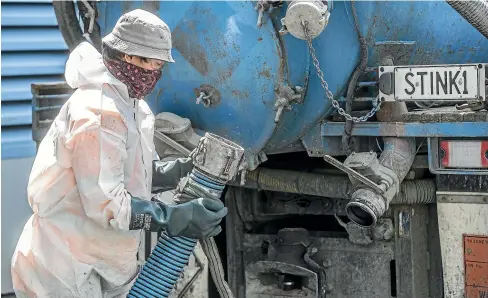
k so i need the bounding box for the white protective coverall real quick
[11,42,185,297]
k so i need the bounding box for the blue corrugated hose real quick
[128,170,225,298]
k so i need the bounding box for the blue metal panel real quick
[1,76,65,101]
[1,3,58,26]
[1,53,69,76]
[1,102,32,126]
[321,122,488,138]
[2,0,52,2]
[2,28,68,51]
[1,128,36,159]
[1,0,68,160]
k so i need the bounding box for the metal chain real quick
[301,20,381,122]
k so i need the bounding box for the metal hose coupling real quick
[346,188,388,228]
[339,151,401,228]
[190,133,245,186]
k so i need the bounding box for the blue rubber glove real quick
[129,197,227,239]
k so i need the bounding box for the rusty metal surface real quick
[246,261,318,297]
[404,106,488,123]
[438,200,488,297]
[437,175,488,192]
[242,233,395,298]
[31,82,74,145]
[464,235,488,297]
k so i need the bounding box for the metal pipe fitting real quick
[279,0,330,40]
[346,188,386,228]
[191,133,245,184]
[345,57,416,227]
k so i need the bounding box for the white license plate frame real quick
[379,63,485,102]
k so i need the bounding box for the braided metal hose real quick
[447,0,488,39]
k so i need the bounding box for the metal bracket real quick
[247,261,319,298]
[437,191,488,204]
[378,72,393,95]
[196,92,212,107]
[194,84,221,107]
[255,0,283,28]
[154,130,191,156]
[455,101,486,111]
[273,85,304,123]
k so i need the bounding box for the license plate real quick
[380,64,485,102]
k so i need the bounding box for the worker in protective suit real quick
[11,9,228,298]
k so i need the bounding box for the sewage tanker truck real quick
[32,1,488,297]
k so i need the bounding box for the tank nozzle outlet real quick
[280,0,330,40]
[345,188,387,228]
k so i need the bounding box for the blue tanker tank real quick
[91,1,488,158]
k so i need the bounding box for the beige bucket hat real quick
[102,9,175,63]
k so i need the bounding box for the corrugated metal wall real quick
[1,0,68,160]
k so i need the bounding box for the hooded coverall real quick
[11,42,193,297]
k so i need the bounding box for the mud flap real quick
[437,192,488,298]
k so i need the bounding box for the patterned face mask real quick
[103,58,162,99]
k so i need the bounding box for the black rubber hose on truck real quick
[447,0,488,39]
[53,1,82,50]
[53,1,102,52]
[231,168,436,205]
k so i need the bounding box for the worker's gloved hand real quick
[129,196,228,239]
[151,158,193,194]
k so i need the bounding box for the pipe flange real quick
[346,188,387,228]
